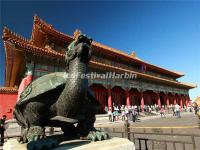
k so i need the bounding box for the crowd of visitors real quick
[105,104,140,122]
[105,103,199,122]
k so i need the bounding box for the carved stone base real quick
[4,137,135,150]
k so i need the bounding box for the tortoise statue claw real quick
[87,131,109,141]
[18,126,58,150]
[27,138,58,150]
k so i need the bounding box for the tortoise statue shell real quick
[17,72,68,105]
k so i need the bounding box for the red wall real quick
[0,93,17,119]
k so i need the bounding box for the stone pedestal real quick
[4,137,135,150]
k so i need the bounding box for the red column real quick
[173,95,176,105]
[107,87,112,111]
[126,89,131,106]
[166,95,170,108]
[180,95,183,108]
[185,96,189,107]
[157,93,161,108]
[140,91,144,112]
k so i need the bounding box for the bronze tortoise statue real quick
[14,34,108,149]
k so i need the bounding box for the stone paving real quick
[95,112,200,150]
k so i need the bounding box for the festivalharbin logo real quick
[66,72,137,79]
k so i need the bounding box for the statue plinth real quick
[4,137,135,150]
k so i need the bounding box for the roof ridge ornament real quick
[130,51,136,57]
[34,14,52,28]
[73,29,82,40]
[2,27,11,41]
[33,14,39,23]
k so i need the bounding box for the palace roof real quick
[31,15,184,78]
[2,15,196,89]
[2,27,196,90]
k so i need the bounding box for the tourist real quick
[128,105,132,118]
[116,105,120,121]
[188,105,193,112]
[113,105,117,121]
[112,102,115,109]
[113,105,120,121]
[155,105,159,112]
[132,108,138,122]
[146,105,149,113]
[121,105,125,121]
[125,106,129,120]
[144,105,147,112]
[194,104,199,115]
[172,105,176,116]
[149,106,152,114]
[129,105,134,121]
[113,110,119,121]
[167,105,170,114]
[133,106,138,119]
[160,107,165,118]
[175,104,181,118]
[104,106,108,113]
[137,106,140,115]
[0,115,7,145]
[196,106,199,115]
[108,107,113,122]
[151,105,155,111]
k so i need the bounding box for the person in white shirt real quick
[108,107,113,122]
[175,104,181,118]
[125,106,129,120]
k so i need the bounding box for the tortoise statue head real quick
[65,34,93,68]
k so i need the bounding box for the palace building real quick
[0,15,196,119]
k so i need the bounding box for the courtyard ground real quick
[95,112,199,128]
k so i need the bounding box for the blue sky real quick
[0,1,199,100]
